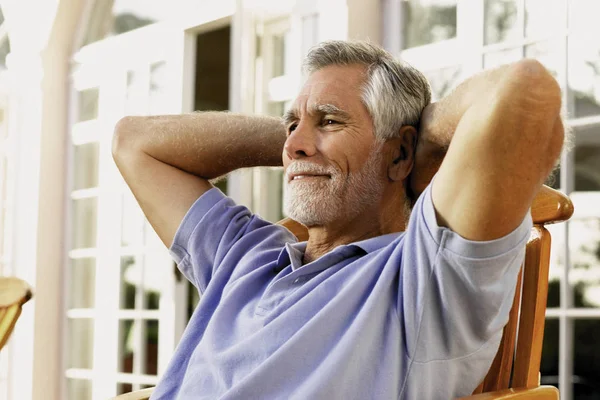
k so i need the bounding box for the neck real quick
[303,189,409,264]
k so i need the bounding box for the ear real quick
[387,125,417,182]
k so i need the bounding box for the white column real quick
[5,49,44,400]
[2,0,84,399]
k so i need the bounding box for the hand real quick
[409,103,454,202]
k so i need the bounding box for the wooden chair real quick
[112,184,573,400]
[0,276,33,351]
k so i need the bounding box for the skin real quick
[112,59,563,267]
[281,64,415,263]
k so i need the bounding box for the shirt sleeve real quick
[169,188,294,293]
[399,180,532,364]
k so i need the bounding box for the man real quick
[112,41,564,399]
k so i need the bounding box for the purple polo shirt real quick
[151,183,532,399]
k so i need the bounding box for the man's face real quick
[282,64,385,227]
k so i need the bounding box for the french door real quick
[66,23,193,400]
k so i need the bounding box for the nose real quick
[284,122,317,160]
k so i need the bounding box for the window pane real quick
[301,14,319,58]
[483,47,522,69]
[269,29,293,78]
[423,66,462,101]
[484,0,519,45]
[118,319,135,373]
[525,0,564,39]
[569,217,600,309]
[187,280,200,321]
[267,102,285,117]
[78,88,99,122]
[545,165,561,190]
[540,319,559,381]
[120,255,139,309]
[117,383,133,395]
[573,319,600,398]
[69,258,96,309]
[71,197,98,249]
[112,2,155,35]
[143,262,160,310]
[67,318,94,369]
[121,189,145,247]
[401,0,457,49]
[67,379,92,400]
[568,35,600,118]
[547,222,564,309]
[143,320,159,375]
[149,62,167,115]
[569,0,599,34]
[524,39,562,79]
[125,70,145,116]
[575,135,600,192]
[73,142,99,190]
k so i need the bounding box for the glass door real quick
[66,23,191,400]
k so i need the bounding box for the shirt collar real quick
[349,232,402,253]
[276,232,402,271]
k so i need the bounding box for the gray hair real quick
[303,40,431,141]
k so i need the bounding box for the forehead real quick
[293,64,368,113]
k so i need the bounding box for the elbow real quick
[509,59,562,110]
[112,116,139,162]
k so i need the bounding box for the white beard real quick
[284,146,385,227]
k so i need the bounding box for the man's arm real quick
[411,59,564,241]
[112,113,286,248]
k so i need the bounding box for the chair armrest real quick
[459,386,559,399]
[109,387,154,400]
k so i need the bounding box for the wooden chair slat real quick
[481,268,524,392]
[512,227,552,388]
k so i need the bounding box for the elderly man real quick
[112,41,564,399]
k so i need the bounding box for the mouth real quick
[288,173,330,183]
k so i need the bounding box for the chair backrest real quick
[278,184,574,395]
[472,185,573,393]
[0,276,33,350]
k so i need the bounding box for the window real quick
[67,22,191,398]
[81,0,197,46]
[484,0,519,45]
[401,0,457,49]
[383,1,600,398]
[251,19,298,223]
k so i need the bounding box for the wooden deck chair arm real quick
[0,277,33,350]
[460,385,559,399]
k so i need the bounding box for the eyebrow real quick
[282,108,298,127]
[282,103,351,127]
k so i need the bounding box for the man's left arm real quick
[418,59,564,241]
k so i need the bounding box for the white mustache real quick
[286,161,337,178]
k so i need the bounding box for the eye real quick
[323,119,338,126]
[287,123,298,134]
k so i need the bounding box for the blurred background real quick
[0,0,598,399]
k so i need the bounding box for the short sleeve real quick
[399,181,532,363]
[169,188,294,293]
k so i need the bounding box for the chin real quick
[285,206,335,227]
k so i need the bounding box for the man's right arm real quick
[111,112,286,249]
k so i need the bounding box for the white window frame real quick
[65,3,236,397]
